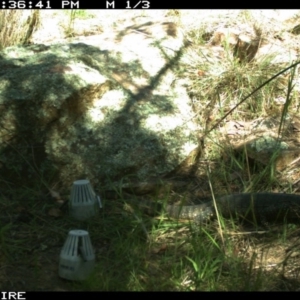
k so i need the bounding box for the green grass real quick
[0,185,300,290]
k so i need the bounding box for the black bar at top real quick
[2,1,296,9]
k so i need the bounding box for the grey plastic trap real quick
[69,179,99,220]
[59,229,95,281]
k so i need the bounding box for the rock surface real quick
[220,116,300,171]
[0,19,201,189]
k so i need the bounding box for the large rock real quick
[220,116,300,171]
[0,20,201,190]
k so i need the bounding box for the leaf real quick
[48,207,63,217]
[49,189,61,200]
[151,244,168,254]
